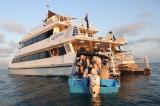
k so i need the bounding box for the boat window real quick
[29,39,33,45]
[35,53,40,60]
[27,41,29,46]
[46,29,53,37]
[22,56,25,62]
[72,27,78,36]
[40,51,50,58]
[40,51,46,59]
[19,57,23,62]
[32,37,37,43]
[11,50,51,63]
[26,56,29,61]
[38,34,43,41]
[58,46,66,56]
[19,44,22,49]
[15,59,17,63]
[31,54,37,60]
[24,41,27,47]
[28,54,31,60]
[29,54,33,61]
[20,29,53,48]
[21,44,23,49]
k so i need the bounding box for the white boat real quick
[8,10,128,76]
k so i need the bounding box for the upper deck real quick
[20,10,98,43]
[16,29,127,57]
[15,10,127,57]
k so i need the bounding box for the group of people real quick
[74,47,114,97]
[74,51,110,79]
[77,46,116,60]
[74,52,111,97]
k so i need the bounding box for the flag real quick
[85,13,89,29]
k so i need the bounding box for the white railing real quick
[71,19,97,31]
[50,27,74,40]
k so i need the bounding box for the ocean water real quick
[0,63,160,106]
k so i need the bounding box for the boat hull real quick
[68,75,120,94]
[9,66,72,76]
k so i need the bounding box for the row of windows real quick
[12,46,67,63]
[19,29,53,49]
[12,51,51,63]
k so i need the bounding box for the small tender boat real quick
[69,75,120,94]
[68,52,120,97]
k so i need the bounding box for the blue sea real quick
[0,63,160,106]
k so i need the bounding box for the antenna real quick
[46,4,50,18]
[42,1,51,23]
[46,4,50,10]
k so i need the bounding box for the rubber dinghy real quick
[68,52,120,97]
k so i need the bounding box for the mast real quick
[46,4,50,18]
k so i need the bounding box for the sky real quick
[0,0,160,69]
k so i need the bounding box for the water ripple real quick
[0,63,160,106]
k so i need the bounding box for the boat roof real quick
[74,36,126,46]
